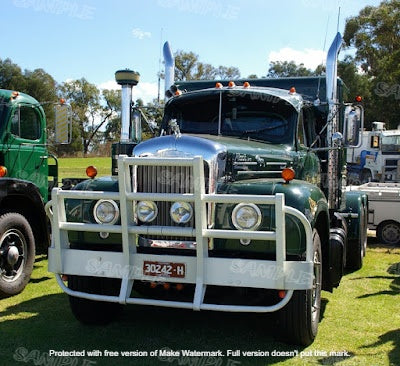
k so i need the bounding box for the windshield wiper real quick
[240,122,288,138]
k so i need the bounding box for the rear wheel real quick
[0,213,35,298]
[377,221,400,246]
[68,275,122,324]
[278,229,322,346]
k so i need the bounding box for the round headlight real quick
[232,203,262,231]
[170,202,193,224]
[94,200,119,225]
[137,201,158,223]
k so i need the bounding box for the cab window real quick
[11,106,41,140]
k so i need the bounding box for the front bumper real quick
[46,155,313,312]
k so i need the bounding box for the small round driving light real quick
[137,201,158,223]
[170,202,193,224]
[232,203,262,231]
[94,200,119,225]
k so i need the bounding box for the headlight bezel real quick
[231,203,262,231]
[136,200,158,223]
[93,199,120,225]
[170,201,193,224]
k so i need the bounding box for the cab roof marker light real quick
[228,81,236,88]
[243,81,251,88]
[289,87,296,94]
[215,82,223,89]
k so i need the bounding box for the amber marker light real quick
[243,81,251,88]
[289,87,296,94]
[174,89,182,96]
[228,81,236,88]
[86,165,98,179]
[278,290,286,299]
[0,166,7,177]
[176,283,184,291]
[215,82,223,89]
[163,283,171,290]
[11,91,19,99]
[59,98,66,105]
[282,168,295,183]
[355,95,362,103]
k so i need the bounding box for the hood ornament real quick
[168,119,181,138]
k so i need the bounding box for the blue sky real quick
[2,0,382,102]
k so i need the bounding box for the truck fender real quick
[0,178,49,251]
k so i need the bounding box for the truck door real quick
[4,104,48,202]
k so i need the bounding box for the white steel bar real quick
[203,194,277,205]
[202,229,276,241]
[274,193,286,288]
[125,192,195,202]
[193,156,208,311]
[56,190,120,200]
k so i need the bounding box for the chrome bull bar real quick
[46,155,313,312]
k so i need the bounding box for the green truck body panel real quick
[0,89,50,202]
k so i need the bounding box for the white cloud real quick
[98,80,158,104]
[132,27,151,40]
[268,48,326,70]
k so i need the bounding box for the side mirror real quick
[344,104,363,148]
[54,103,72,144]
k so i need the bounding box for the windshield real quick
[382,135,400,153]
[163,91,297,145]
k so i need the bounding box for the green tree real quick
[174,50,240,81]
[267,61,314,78]
[344,0,400,128]
[59,79,119,155]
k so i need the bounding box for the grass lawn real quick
[1,233,399,366]
[58,156,111,181]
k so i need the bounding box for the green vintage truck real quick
[47,33,368,345]
[0,90,70,297]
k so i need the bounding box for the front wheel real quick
[377,221,400,246]
[0,213,35,298]
[277,229,322,346]
[68,275,122,324]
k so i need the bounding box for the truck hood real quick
[133,134,294,181]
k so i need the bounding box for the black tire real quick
[377,221,400,246]
[346,205,366,270]
[278,229,322,346]
[68,275,122,324]
[0,213,35,298]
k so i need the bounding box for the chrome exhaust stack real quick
[163,42,175,98]
[325,32,343,209]
[115,69,140,142]
[112,69,140,175]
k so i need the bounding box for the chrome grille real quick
[136,165,195,240]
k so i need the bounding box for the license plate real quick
[143,261,186,278]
